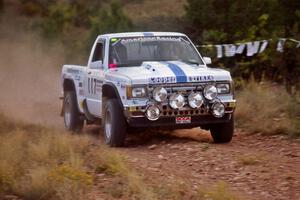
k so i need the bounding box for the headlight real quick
[203,85,218,100]
[127,86,146,98]
[132,87,146,98]
[145,104,160,121]
[153,87,168,102]
[216,83,230,94]
[188,92,204,108]
[212,102,225,118]
[169,93,185,109]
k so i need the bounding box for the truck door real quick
[85,41,105,117]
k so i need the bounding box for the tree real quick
[184,0,299,93]
[88,0,132,48]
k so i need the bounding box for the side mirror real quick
[90,60,103,69]
[203,57,212,65]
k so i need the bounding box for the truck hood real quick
[106,61,232,85]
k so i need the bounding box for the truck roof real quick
[100,32,186,39]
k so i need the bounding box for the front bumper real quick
[124,100,235,128]
[126,113,232,128]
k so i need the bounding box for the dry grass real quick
[197,181,242,200]
[91,149,156,200]
[0,113,157,200]
[0,114,93,199]
[235,80,300,137]
[237,154,266,166]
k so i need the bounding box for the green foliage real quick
[9,0,300,92]
[185,0,300,94]
[40,2,76,39]
[88,0,132,48]
[17,0,132,62]
[235,80,300,137]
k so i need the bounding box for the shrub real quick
[235,80,300,137]
[0,113,156,199]
[87,0,132,49]
[198,181,241,200]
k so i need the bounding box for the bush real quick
[0,113,158,199]
[235,80,300,137]
[88,0,132,48]
[0,114,93,199]
[198,181,241,200]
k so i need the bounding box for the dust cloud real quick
[0,18,66,128]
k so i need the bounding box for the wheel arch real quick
[62,79,81,116]
[63,79,76,92]
[102,83,124,116]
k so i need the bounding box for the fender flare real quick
[102,82,124,117]
[61,79,81,115]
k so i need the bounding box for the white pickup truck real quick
[61,32,236,146]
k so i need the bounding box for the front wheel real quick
[210,116,234,143]
[63,91,84,132]
[103,99,127,147]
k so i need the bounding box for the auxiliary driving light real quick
[212,102,225,118]
[153,86,168,102]
[169,93,185,109]
[145,105,160,121]
[188,92,204,108]
[203,85,218,100]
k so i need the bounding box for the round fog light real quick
[153,86,168,102]
[188,92,204,108]
[145,105,160,121]
[212,102,225,118]
[169,93,185,109]
[203,85,218,100]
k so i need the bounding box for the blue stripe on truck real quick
[162,62,188,83]
[143,32,154,37]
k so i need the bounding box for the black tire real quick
[63,91,84,132]
[210,116,234,143]
[103,99,127,147]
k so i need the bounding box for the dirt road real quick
[88,128,300,200]
[1,20,299,200]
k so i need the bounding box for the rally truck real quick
[61,32,236,147]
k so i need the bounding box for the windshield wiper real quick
[182,59,200,66]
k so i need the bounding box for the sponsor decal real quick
[67,68,80,74]
[121,36,184,44]
[88,78,103,94]
[145,64,152,70]
[121,84,126,89]
[75,75,81,81]
[149,76,176,84]
[79,89,84,96]
[176,116,191,124]
[111,38,118,42]
[149,75,214,84]
[188,75,214,82]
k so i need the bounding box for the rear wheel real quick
[64,91,84,132]
[210,116,234,143]
[103,99,127,147]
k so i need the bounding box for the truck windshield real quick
[108,36,204,68]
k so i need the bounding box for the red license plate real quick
[175,116,191,124]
